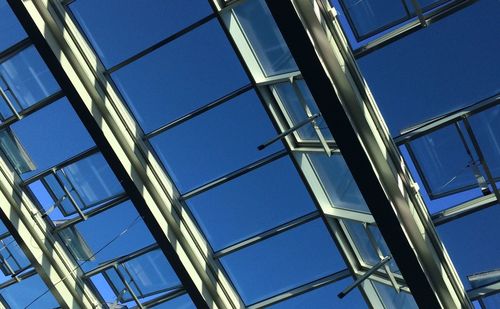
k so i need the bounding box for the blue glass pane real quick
[232,0,297,76]
[339,0,409,38]
[0,0,26,52]
[409,125,479,197]
[10,98,94,179]
[152,294,195,309]
[58,153,123,213]
[187,157,316,251]
[437,205,500,290]
[1,274,59,309]
[61,200,155,271]
[0,46,59,111]
[469,105,500,179]
[274,80,333,141]
[112,20,248,133]
[269,278,367,309]
[220,219,345,305]
[120,249,180,298]
[69,0,212,67]
[0,236,30,274]
[307,153,370,212]
[150,90,282,192]
[483,293,500,308]
[357,0,500,136]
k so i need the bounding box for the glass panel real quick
[232,0,297,76]
[150,90,282,192]
[220,219,345,305]
[307,153,370,213]
[409,124,480,198]
[437,205,500,290]
[119,249,180,298]
[338,0,409,39]
[483,293,500,308]
[151,294,195,309]
[112,20,248,133]
[10,98,94,179]
[269,278,367,308]
[357,0,500,136]
[59,201,155,271]
[273,79,333,141]
[0,0,26,52]
[187,157,316,251]
[1,274,59,309]
[54,153,123,216]
[0,46,59,110]
[68,0,212,67]
[373,281,418,308]
[0,128,36,174]
[0,235,30,274]
[469,105,500,179]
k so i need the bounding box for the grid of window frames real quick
[0,1,197,307]
[58,0,418,307]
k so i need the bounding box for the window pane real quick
[187,157,316,251]
[150,90,282,192]
[469,105,500,179]
[151,294,195,309]
[56,153,123,215]
[119,249,180,298]
[0,0,26,52]
[409,125,479,198]
[220,219,344,305]
[69,0,212,67]
[0,46,59,112]
[112,20,248,133]
[373,281,418,309]
[357,0,500,135]
[437,205,500,290]
[59,200,155,271]
[274,79,333,141]
[269,278,367,309]
[1,274,59,309]
[338,0,409,39]
[307,153,370,213]
[10,98,94,179]
[0,235,30,274]
[232,0,297,76]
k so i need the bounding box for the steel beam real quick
[0,152,100,308]
[265,0,472,308]
[6,0,244,308]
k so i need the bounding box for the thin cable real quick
[18,215,142,309]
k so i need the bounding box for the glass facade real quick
[0,0,495,308]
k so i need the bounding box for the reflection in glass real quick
[274,79,333,141]
[469,105,500,180]
[307,153,369,212]
[0,128,36,174]
[0,46,59,112]
[220,219,344,305]
[232,0,297,76]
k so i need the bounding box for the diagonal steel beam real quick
[265,0,472,308]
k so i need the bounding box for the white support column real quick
[0,153,101,308]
